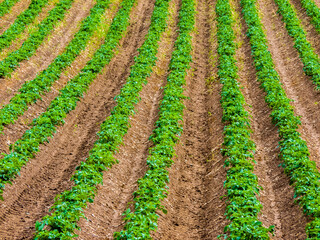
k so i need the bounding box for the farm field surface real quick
[2,0,320,239]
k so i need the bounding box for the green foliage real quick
[0,0,75,76]
[241,0,320,238]
[300,0,320,33]
[114,0,194,238]
[274,0,320,89]
[0,0,49,54]
[34,0,172,238]
[0,0,111,133]
[216,0,273,238]
[0,0,20,17]
[0,0,131,207]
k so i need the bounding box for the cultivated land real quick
[1,0,320,239]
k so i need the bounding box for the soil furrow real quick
[76,1,179,238]
[258,0,320,171]
[0,0,30,32]
[0,0,121,155]
[0,0,154,237]
[234,1,309,239]
[0,0,95,106]
[154,0,227,239]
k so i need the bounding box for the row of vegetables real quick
[0,0,124,200]
[300,0,320,33]
[241,0,320,238]
[0,0,49,54]
[0,0,20,17]
[34,0,175,237]
[216,0,273,238]
[0,0,75,77]
[0,0,111,133]
[114,0,194,237]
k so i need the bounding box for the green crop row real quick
[0,0,74,77]
[0,0,49,53]
[300,0,320,33]
[0,0,21,17]
[0,0,132,203]
[216,0,273,238]
[241,0,320,238]
[274,0,320,89]
[113,0,194,238]
[0,0,111,133]
[34,0,173,238]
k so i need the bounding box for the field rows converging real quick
[2,0,320,239]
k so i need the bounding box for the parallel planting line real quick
[0,0,21,17]
[0,0,111,133]
[216,0,273,238]
[114,0,194,238]
[241,0,320,237]
[0,0,49,52]
[273,0,320,89]
[34,0,172,237]
[0,0,133,201]
[300,0,320,33]
[0,0,75,77]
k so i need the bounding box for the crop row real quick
[216,0,273,238]
[241,0,320,237]
[0,0,20,17]
[0,0,49,53]
[113,0,194,238]
[0,0,111,133]
[300,0,320,33]
[273,0,320,89]
[34,0,173,238]
[0,0,74,77]
[0,0,130,201]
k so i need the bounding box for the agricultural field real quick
[1,0,320,239]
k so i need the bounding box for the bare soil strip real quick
[75,2,179,239]
[0,0,95,108]
[0,0,120,155]
[0,0,30,32]
[154,0,228,239]
[0,0,154,237]
[258,0,320,170]
[233,1,309,239]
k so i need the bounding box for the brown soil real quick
[0,0,31,33]
[76,1,179,238]
[235,0,309,238]
[0,0,120,154]
[0,0,155,237]
[153,0,228,239]
[0,0,95,107]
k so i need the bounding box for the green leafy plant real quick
[0,0,21,17]
[274,0,320,89]
[0,0,49,53]
[0,0,75,76]
[300,0,320,33]
[0,0,111,133]
[241,0,320,238]
[114,0,194,238]
[34,0,172,238]
[216,0,273,238]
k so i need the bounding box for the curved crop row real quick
[114,0,194,238]
[273,0,320,89]
[241,0,320,238]
[0,0,75,77]
[0,0,49,52]
[0,0,111,133]
[216,0,273,238]
[0,0,21,17]
[34,0,172,238]
[300,0,320,33]
[0,0,133,202]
